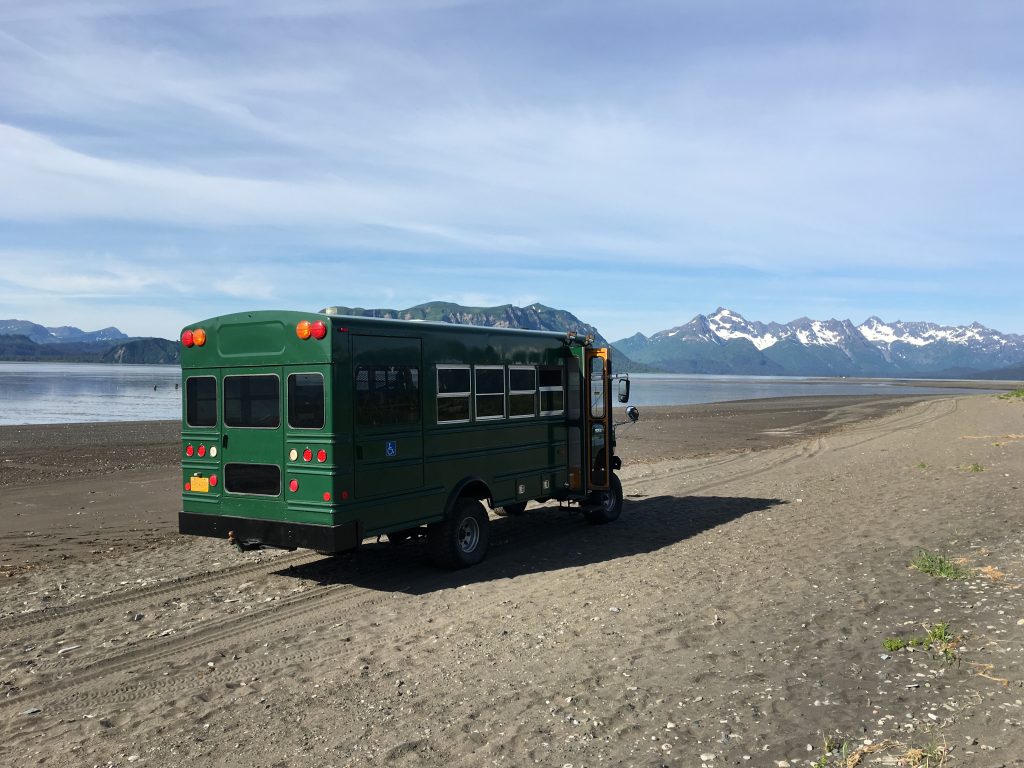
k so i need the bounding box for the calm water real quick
[0,362,181,425]
[625,373,996,406]
[0,363,998,426]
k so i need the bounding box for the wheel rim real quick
[602,490,616,513]
[457,516,480,553]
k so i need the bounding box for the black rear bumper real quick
[179,512,362,554]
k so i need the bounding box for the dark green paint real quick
[180,311,617,552]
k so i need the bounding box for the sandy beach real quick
[1,393,1022,767]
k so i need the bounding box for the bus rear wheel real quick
[428,498,490,568]
[584,473,623,525]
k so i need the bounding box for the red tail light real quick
[209,474,218,487]
[289,479,299,492]
[181,330,194,347]
[198,444,207,457]
[302,448,312,462]
[185,444,194,457]
[310,320,327,340]
[323,492,331,502]
[317,449,327,463]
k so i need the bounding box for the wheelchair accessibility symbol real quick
[385,440,397,458]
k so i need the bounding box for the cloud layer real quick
[1,1,1022,339]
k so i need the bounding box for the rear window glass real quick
[224,375,280,428]
[288,373,325,429]
[225,463,281,496]
[186,376,217,427]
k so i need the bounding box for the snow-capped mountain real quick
[614,309,1024,376]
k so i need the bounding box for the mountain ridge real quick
[614,308,1024,377]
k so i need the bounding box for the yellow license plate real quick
[191,476,210,493]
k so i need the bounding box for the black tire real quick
[584,472,623,525]
[427,498,490,568]
[493,501,528,517]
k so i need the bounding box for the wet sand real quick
[1,393,1023,767]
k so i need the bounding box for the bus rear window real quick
[186,376,217,427]
[225,463,281,496]
[288,373,325,429]
[224,375,280,428]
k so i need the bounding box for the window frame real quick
[185,375,218,428]
[436,364,472,424]
[224,462,282,497]
[507,365,537,419]
[538,365,565,416]
[354,364,421,428]
[474,365,506,421]
[223,374,281,429]
[287,372,325,430]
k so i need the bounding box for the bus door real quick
[220,366,285,514]
[585,348,611,491]
[351,336,424,526]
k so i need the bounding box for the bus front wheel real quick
[585,473,623,525]
[428,497,490,568]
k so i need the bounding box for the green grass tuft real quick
[882,621,961,667]
[998,387,1024,400]
[911,550,969,579]
[883,637,906,651]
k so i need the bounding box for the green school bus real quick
[178,310,636,568]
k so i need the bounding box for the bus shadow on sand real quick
[273,494,785,593]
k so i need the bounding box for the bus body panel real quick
[179,311,619,555]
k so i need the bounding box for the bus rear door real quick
[220,366,285,516]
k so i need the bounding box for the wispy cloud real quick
[1,0,1022,339]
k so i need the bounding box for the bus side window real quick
[186,376,217,427]
[508,366,537,418]
[355,365,420,427]
[539,366,565,415]
[475,366,505,420]
[437,365,471,423]
[288,373,325,429]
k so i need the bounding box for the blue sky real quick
[1,0,1022,341]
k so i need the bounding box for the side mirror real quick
[625,405,639,423]
[617,378,631,403]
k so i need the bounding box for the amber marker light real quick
[193,328,207,346]
[295,320,312,340]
